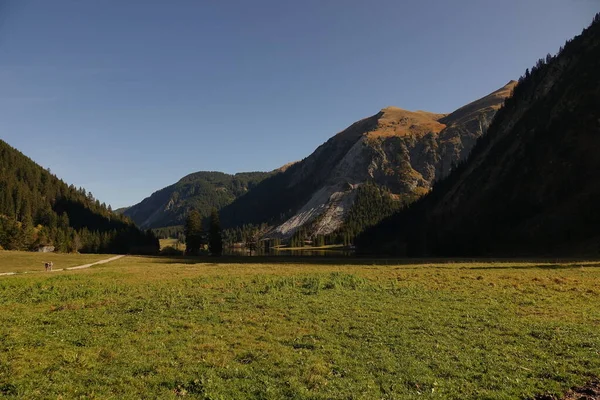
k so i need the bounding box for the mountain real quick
[357,14,600,256]
[123,171,271,229]
[0,139,158,254]
[114,207,130,215]
[220,81,516,238]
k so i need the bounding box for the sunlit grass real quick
[0,255,599,398]
[160,238,185,251]
[0,251,114,274]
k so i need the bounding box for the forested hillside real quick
[277,182,417,247]
[0,140,158,254]
[124,171,271,229]
[335,182,417,243]
[357,14,600,256]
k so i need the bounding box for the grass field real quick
[0,251,115,274]
[0,256,599,399]
[160,238,185,251]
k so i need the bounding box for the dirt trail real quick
[561,380,600,400]
[0,255,125,277]
[535,379,600,400]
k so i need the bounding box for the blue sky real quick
[0,0,598,208]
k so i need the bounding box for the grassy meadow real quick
[0,251,115,274]
[0,255,599,399]
[160,238,186,252]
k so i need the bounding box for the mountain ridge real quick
[357,16,600,256]
[123,170,272,229]
[219,80,517,239]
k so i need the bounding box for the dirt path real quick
[0,255,126,277]
[561,380,600,400]
[535,379,600,400]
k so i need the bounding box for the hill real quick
[123,171,271,229]
[0,139,158,254]
[113,207,130,215]
[357,14,600,256]
[219,81,516,240]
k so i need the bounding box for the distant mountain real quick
[0,140,158,254]
[357,14,600,256]
[114,207,130,215]
[220,81,516,238]
[124,171,272,229]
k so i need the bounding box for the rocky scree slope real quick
[220,81,516,237]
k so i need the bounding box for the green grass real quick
[160,238,185,251]
[0,256,599,399]
[0,251,115,274]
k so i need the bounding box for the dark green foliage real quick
[357,13,600,257]
[221,183,410,249]
[124,171,271,229]
[331,182,414,244]
[284,182,414,247]
[220,163,316,229]
[208,208,223,256]
[222,224,282,254]
[152,225,184,240]
[289,227,308,248]
[223,224,263,255]
[244,231,259,256]
[0,140,159,254]
[314,235,325,247]
[222,223,269,247]
[113,206,129,214]
[184,210,203,255]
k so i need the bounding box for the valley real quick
[0,7,599,400]
[133,81,516,245]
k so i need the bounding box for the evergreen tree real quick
[208,208,223,256]
[184,210,203,255]
[244,229,259,256]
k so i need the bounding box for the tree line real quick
[0,140,159,254]
[280,182,414,247]
[177,182,409,252]
[183,208,223,256]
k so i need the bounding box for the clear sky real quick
[0,0,598,208]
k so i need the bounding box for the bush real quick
[159,246,184,256]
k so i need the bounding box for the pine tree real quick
[208,208,223,256]
[20,213,35,250]
[184,210,203,255]
[71,231,82,253]
[244,229,259,256]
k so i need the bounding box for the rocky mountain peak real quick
[368,107,447,139]
[219,81,516,238]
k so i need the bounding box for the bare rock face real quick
[267,81,517,237]
[274,184,358,237]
